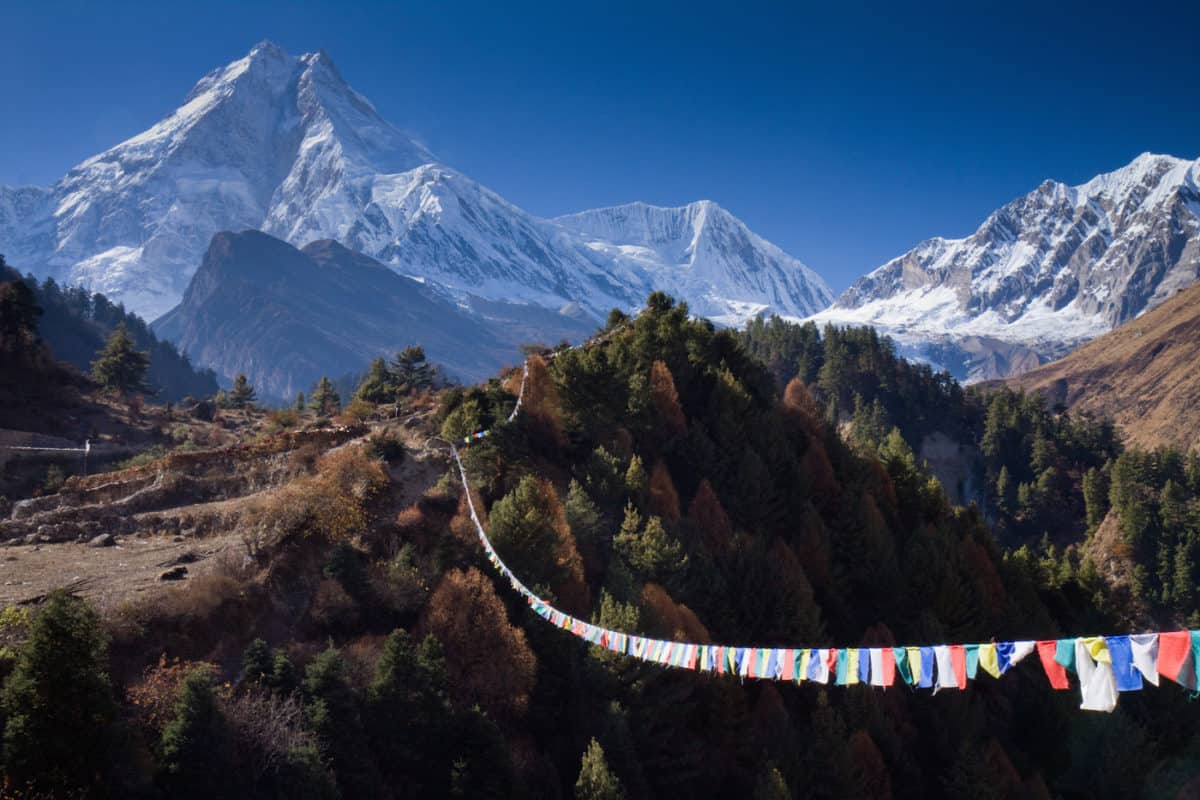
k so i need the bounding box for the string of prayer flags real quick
[446,331,1200,713]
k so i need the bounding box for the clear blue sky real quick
[2,0,1197,292]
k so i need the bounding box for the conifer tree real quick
[355,357,394,404]
[393,345,434,394]
[294,391,306,413]
[1,591,115,795]
[752,764,790,800]
[159,666,231,797]
[309,376,341,416]
[228,373,256,409]
[241,638,272,684]
[0,271,41,355]
[366,630,453,797]
[91,322,150,394]
[566,479,607,580]
[574,738,626,800]
[303,646,379,796]
[625,454,648,501]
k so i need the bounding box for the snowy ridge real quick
[0,41,829,327]
[555,200,833,321]
[810,152,1200,381]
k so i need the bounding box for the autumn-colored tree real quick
[640,582,710,643]
[649,360,686,436]
[421,568,537,720]
[522,354,566,448]
[849,729,893,800]
[687,479,733,552]
[782,377,824,438]
[648,460,681,524]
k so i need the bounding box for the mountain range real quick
[0,41,832,329]
[810,153,1200,381]
[3,41,1199,390]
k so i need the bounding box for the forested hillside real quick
[0,258,219,402]
[2,295,1199,799]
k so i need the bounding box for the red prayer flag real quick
[1036,640,1070,690]
[949,644,968,689]
[826,648,839,674]
[782,648,796,680]
[1158,631,1195,687]
[881,648,896,687]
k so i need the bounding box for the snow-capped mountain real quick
[0,41,830,325]
[810,153,1200,381]
[555,201,832,324]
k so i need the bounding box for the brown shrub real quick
[648,460,681,524]
[420,567,537,720]
[127,656,220,738]
[308,578,359,631]
[245,445,389,547]
[224,688,322,784]
[337,398,376,425]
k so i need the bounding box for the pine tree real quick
[574,738,626,800]
[393,345,434,394]
[1,591,115,795]
[566,479,607,580]
[0,272,42,355]
[625,455,648,501]
[91,322,150,394]
[294,391,306,413]
[752,764,790,800]
[366,630,453,797]
[1083,466,1109,531]
[303,646,379,796]
[309,376,341,416]
[159,666,231,797]
[355,357,394,404]
[613,511,687,589]
[228,373,256,409]
[241,638,272,684]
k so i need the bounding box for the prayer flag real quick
[965,644,980,680]
[906,647,922,686]
[934,646,958,691]
[918,647,935,689]
[893,647,912,685]
[978,643,1001,678]
[846,649,860,686]
[869,648,886,687]
[949,645,967,689]
[1076,637,1117,713]
[1130,634,1159,686]
[1105,636,1143,692]
[1156,631,1194,688]
[881,647,897,688]
[1036,640,1070,690]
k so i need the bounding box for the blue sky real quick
[1,0,1197,292]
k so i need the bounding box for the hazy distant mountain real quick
[0,41,831,328]
[810,153,1200,381]
[152,230,582,400]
